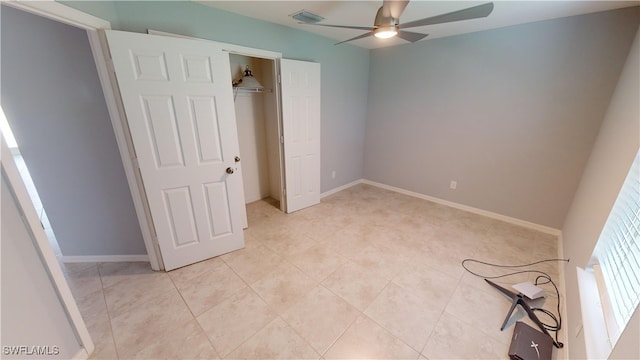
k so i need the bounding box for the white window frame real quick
[582,149,640,357]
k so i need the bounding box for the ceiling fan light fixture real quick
[374,25,398,39]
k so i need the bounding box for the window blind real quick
[593,149,640,334]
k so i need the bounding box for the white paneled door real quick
[280,59,321,213]
[106,30,244,271]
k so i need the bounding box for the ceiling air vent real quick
[290,10,325,24]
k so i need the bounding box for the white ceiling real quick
[197,1,638,49]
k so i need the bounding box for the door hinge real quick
[280,135,284,144]
[132,158,140,169]
[283,188,286,196]
[277,73,281,84]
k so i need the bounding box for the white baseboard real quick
[321,179,364,198]
[61,255,149,263]
[358,179,561,236]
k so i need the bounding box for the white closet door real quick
[106,30,244,270]
[280,59,321,213]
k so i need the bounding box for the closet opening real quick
[229,54,283,216]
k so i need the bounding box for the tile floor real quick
[62,184,567,359]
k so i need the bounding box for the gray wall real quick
[1,172,81,359]
[562,26,639,359]
[364,7,639,229]
[1,5,146,256]
[63,1,371,193]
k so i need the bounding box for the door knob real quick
[235,156,241,163]
[226,167,234,174]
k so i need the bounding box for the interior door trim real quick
[1,136,95,358]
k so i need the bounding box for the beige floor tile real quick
[66,265,103,300]
[62,262,98,276]
[432,223,486,254]
[287,243,348,282]
[197,287,277,357]
[413,239,467,280]
[260,229,318,257]
[88,326,118,360]
[392,262,459,312]
[444,281,515,345]
[228,318,319,359]
[281,285,360,355]
[444,208,495,234]
[322,223,375,259]
[241,232,264,250]
[222,245,282,284]
[422,312,507,359]
[365,283,442,351]
[75,289,110,335]
[412,200,457,226]
[98,261,155,289]
[244,200,285,230]
[350,244,412,280]
[458,264,531,290]
[293,202,336,222]
[110,287,193,358]
[250,261,317,314]
[486,220,539,242]
[303,220,348,243]
[364,224,419,260]
[168,256,226,285]
[397,212,440,238]
[128,320,218,359]
[322,260,390,311]
[324,315,419,359]
[173,261,246,316]
[532,235,560,258]
[103,270,175,318]
[72,184,560,360]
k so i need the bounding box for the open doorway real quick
[0,108,61,257]
[1,4,149,264]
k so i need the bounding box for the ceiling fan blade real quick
[382,0,410,19]
[301,23,374,31]
[400,2,494,29]
[335,32,374,45]
[396,30,428,43]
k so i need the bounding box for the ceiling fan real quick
[302,1,494,45]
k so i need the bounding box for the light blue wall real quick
[62,1,371,192]
[1,5,146,256]
[363,7,639,229]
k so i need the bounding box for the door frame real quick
[4,0,163,270]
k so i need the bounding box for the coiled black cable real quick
[461,258,569,346]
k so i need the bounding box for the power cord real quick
[461,258,570,346]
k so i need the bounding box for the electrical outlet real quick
[331,170,336,179]
[450,180,457,190]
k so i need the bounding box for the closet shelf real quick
[234,87,265,93]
